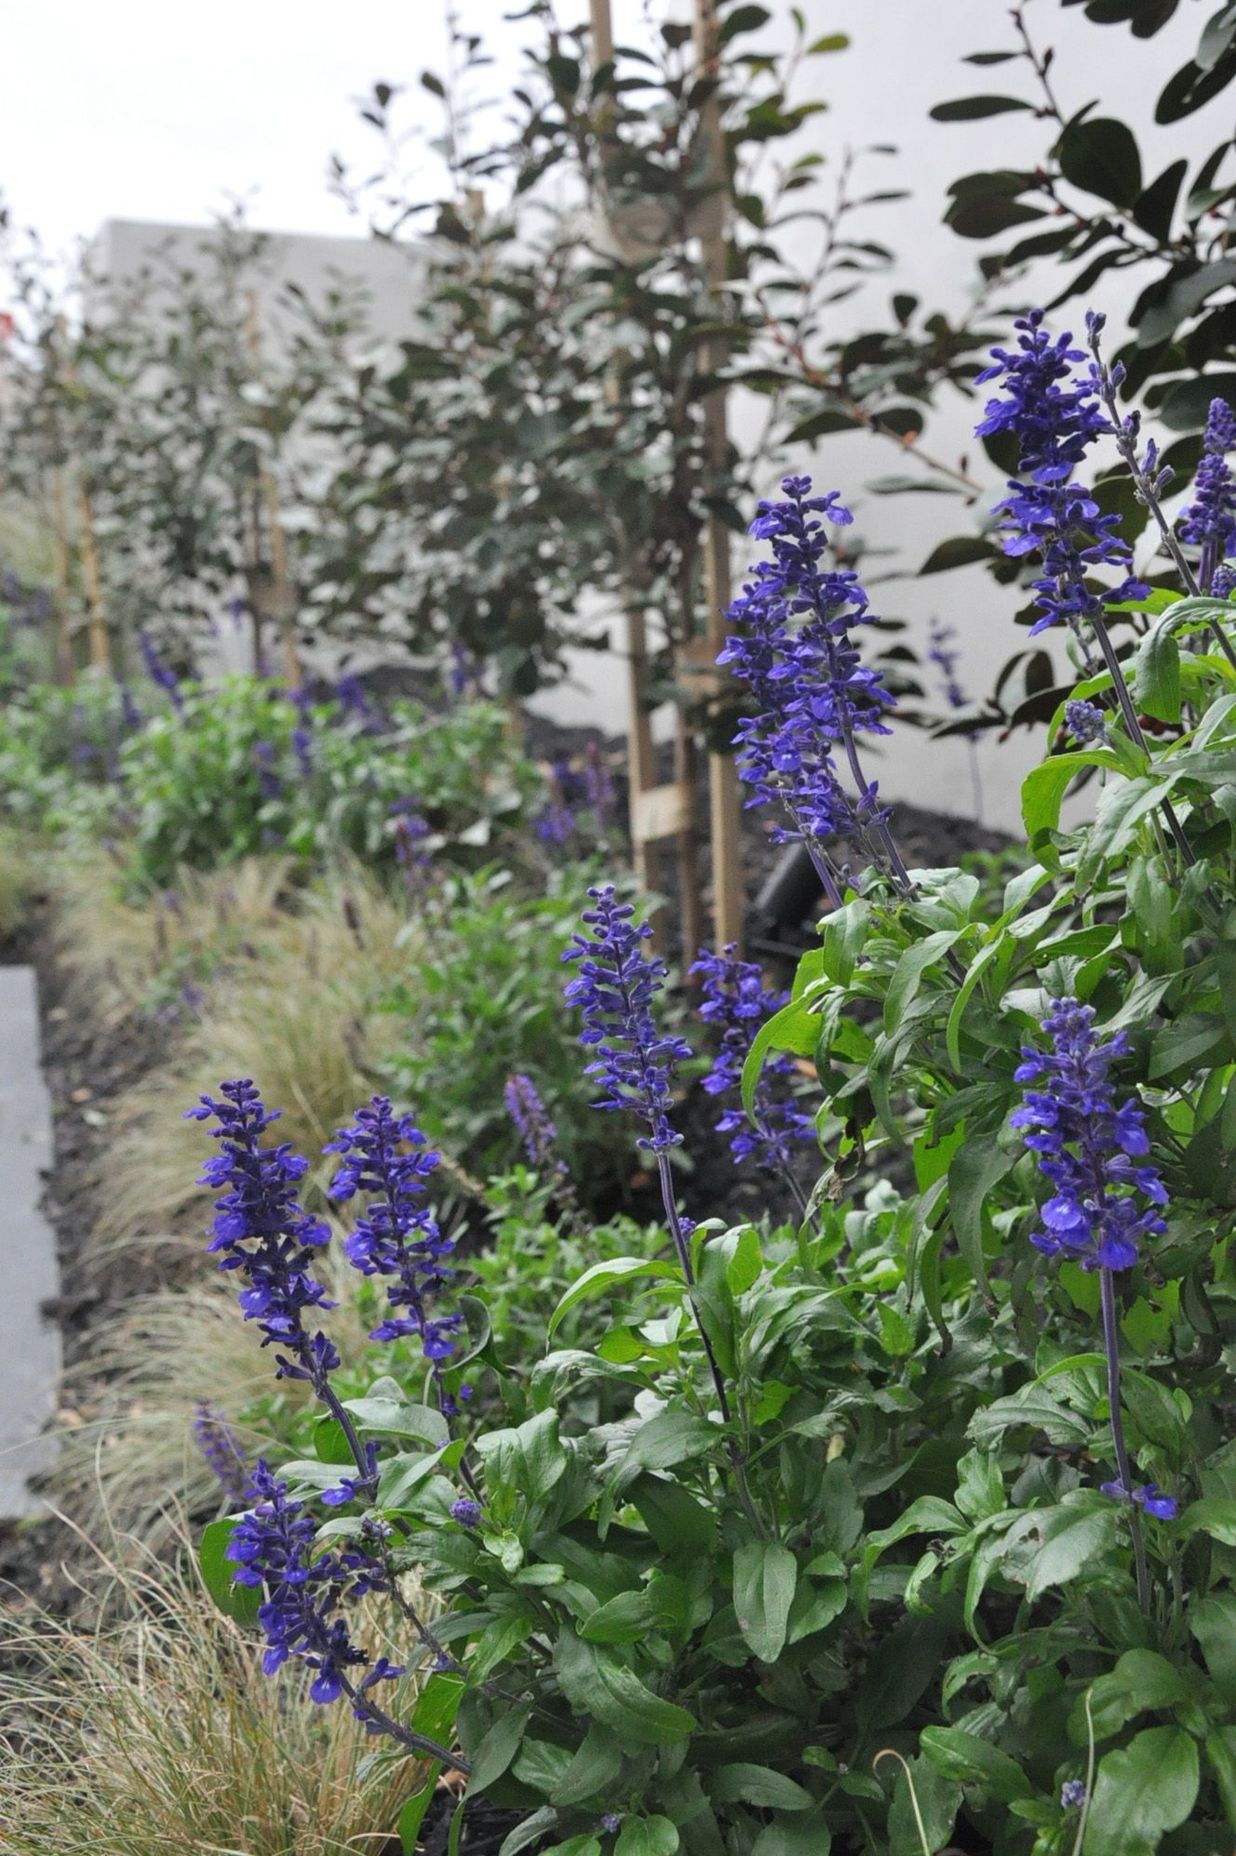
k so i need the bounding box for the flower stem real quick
[1090,613,1195,870]
[656,1151,768,1539]
[1100,1266,1151,1613]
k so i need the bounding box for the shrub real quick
[175,313,1236,1852]
[117,680,538,890]
[381,866,640,1192]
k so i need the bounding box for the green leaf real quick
[752,1817,830,1856]
[340,1396,449,1448]
[614,1410,719,1487]
[1160,372,1236,431]
[1059,116,1143,207]
[783,408,859,444]
[1023,1497,1121,1601]
[399,1772,442,1854]
[1133,622,1182,722]
[1086,1727,1198,1856]
[555,1633,697,1747]
[709,1765,814,1811]
[918,1726,1031,1802]
[1021,751,1117,839]
[1075,1649,1193,1740]
[954,1449,1005,1523]
[742,997,820,1118]
[1132,157,1188,239]
[883,930,961,1036]
[948,1136,1013,1292]
[549,1258,683,1337]
[199,1517,260,1626]
[551,1724,623,1808]
[718,3,771,42]
[930,95,1034,121]
[1205,1726,1236,1825]
[1180,1496,1236,1544]
[732,1541,798,1663]
[968,1385,1093,1449]
[467,1703,533,1794]
[614,1818,680,1856]
[920,535,996,573]
[627,1473,717,1557]
[1190,1592,1236,1700]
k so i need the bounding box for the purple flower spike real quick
[562,886,691,1153]
[927,620,969,712]
[187,1080,338,1386]
[326,1096,462,1367]
[228,1460,400,1710]
[191,1401,249,1505]
[691,946,814,1175]
[719,475,892,852]
[975,311,1146,642]
[1179,397,1236,591]
[1065,698,1107,744]
[504,1072,568,1181]
[1011,999,1168,1272]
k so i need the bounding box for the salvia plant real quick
[191,309,1236,1854]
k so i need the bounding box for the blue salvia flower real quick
[252,739,282,803]
[583,741,616,830]
[504,1072,568,1181]
[188,1091,337,1381]
[187,1080,338,1386]
[691,946,814,1175]
[1012,999,1177,1530]
[117,682,143,734]
[326,1096,463,1368]
[975,311,1145,644]
[228,1460,403,1708]
[719,477,891,846]
[1098,1477,1178,1519]
[191,1400,249,1505]
[1065,698,1107,744]
[1010,998,1168,1272]
[389,800,432,888]
[927,619,969,712]
[289,689,315,778]
[138,628,185,713]
[1178,397,1236,591]
[1060,1781,1087,1811]
[562,887,691,1153]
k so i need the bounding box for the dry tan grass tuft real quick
[51,1241,375,1547]
[84,861,421,1269]
[50,851,294,1023]
[0,1523,430,1855]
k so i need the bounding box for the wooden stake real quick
[48,467,75,685]
[692,0,744,953]
[246,292,301,688]
[77,481,111,674]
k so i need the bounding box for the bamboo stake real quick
[692,0,744,953]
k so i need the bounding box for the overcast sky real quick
[2,0,1222,306]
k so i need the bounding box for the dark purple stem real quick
[1100,1267,1151,1613]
